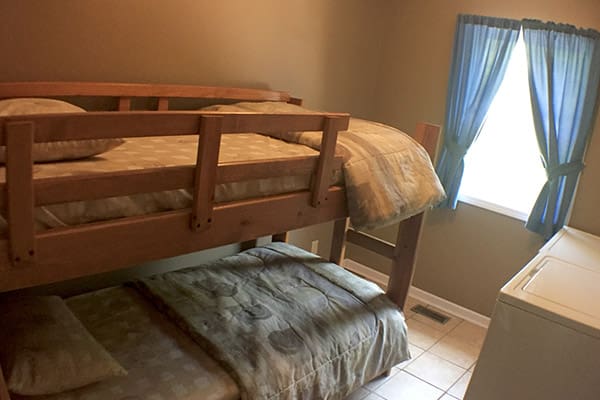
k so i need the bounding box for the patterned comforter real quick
[205,102,446,230]
[134,243,410,400]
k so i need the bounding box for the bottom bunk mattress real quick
[17,243,409,400]
[14,285,240,400]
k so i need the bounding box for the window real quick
[458,33,546,220]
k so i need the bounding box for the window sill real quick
[458,194,529,222]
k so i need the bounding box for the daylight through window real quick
[458,33,546,220]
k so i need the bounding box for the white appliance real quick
[465,227,600,400]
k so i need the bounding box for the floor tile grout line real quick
[407,310,480,370]
[444,367,470,398]
[439,393,460,400]
[399,353,469,394]
[369,355,452,399]
[400,369,448,393]
[428,345,477,371]
[404,311,477,392]
[404,352,468,386]
[406,312,463,352]
[393,344,475,398]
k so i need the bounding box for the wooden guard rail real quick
[0,80,297,122]
[0,111,349,278]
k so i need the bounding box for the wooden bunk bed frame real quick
[0,81,440,399]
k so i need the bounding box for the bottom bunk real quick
[0,242,409,400]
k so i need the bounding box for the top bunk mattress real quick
[0,132,341,233]
[0,102,445,233]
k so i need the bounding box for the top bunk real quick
[0,81,444,297]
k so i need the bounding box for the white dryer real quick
[465,227,600,400]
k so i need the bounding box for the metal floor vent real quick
[410,304,450,324]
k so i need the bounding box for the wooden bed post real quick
[272,232,289,242]
[191,115,222,232]
[413,122,441,161]
[385,123,440,310]
[342,123,441,311]
[386,214,425,309]
[311,117,340,207]
[5,121,36,267]
[330,218,349,264]
[240,239,258,251]
[0,364,10,400]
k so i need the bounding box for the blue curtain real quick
[523,20,600,238]
[437,15,521,208]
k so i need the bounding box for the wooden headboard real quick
[0,81,303,109]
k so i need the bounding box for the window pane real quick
[459,34,546,218]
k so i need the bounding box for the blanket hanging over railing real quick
[204,102,446,230]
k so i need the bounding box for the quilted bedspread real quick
[134,242,410,400]
[205,102,446,230]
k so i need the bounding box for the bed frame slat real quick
[191,116,222,232]
[217,156,343,185]
[118,97,131,111]
[2,156,342,208]
[346,228,395,259]
[30,166,196,206]
[5,121,36,267]
[157,97,169,111]
[0,188,348,291]
[0,82,292,103]
[0,112,349,145]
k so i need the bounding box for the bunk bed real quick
[0,82,444,400]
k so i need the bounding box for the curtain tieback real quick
[444,140,467,158]
[546,161,584,180]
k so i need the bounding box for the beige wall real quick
[348,0,600,316]
[0,0,389,116]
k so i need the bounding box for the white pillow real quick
[0,98,124,163]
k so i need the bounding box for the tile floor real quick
[347,296,488,400]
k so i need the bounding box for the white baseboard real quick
[342,258,490,328]
[342,259,389,288]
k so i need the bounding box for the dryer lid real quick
[540,226,600,269]
[500,255,600,338]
